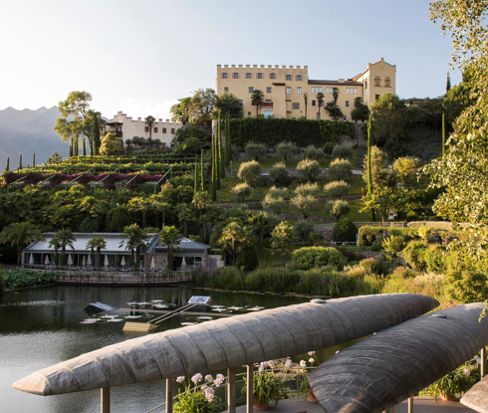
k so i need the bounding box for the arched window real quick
[374,76,381,87]
[385,77,391,88]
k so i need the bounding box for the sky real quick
[0,0,459,119]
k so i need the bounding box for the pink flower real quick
[176,376,185,384]
[205,374,214,382]
[191,373,203,384]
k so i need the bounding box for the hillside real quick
[0,106,69,169]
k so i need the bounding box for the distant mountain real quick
[0,106,69,169]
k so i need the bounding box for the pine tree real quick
[200,148,205,192]
[442,112,446,158]
[366,113,373,195]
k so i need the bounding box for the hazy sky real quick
[0,0,458,118]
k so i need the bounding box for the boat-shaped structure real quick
[308,303,488,413]
[13,294,437,396]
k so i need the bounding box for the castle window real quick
[311,87,323,93]
[345,100,349,107]
[312,100,316,106]
[374,76,381,87]
[249,86,254,93]
[154,127,158,133]
[266,86,272,93]
[171,128,175,134]
[385,77,391,87]
[162,128,167,133]
[245,72,252,79]
[296,74,302,81]
[286,74,292,81]
[144,126,149,132]
[257,72,263,79]
[286,87,292,95]
[270,73,276,79]
[326,87,334,94]
[232,72,239,79]
[346,88,358,94]
[224,86,229,93]
[292,102,300,110]
[248,111,251,116]
[221,72,228,79]
[296,87,302,95]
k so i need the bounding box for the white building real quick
[104,112,182,147]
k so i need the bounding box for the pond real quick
[0,285,308,413]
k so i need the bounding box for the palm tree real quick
[0,222,42,265]
[121,224,147,270]
[86,237,106,269]
[49,229,75,267]
[304,93,308,119]
[160,226,180,271]
[316,92,324,120]
[218,220,251,265]
[145,115,155,139]
[251,89,264,117]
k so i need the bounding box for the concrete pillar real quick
[407,397,414,413]
[481,347,486,378]
[227,367,236,413]
[100,387,110,413]
[246,365,253,413]
[165,378,173,413]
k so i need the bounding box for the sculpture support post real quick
[407,397,414,413]
[165,378,173,413]
[100,387,110,413]
[246,365,253,413]
[227,367,236,413]
[481,347,486,378]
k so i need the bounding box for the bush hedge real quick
[229,118,355,147]
[292,246,347,270]
[1,269,56,289]
[357,226,418,248]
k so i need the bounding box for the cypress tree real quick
[200,148,205,192]
[446,72,451,94]
[82,138,87,156]
[366,113,373,195]
[5,157,9,172]
[225,112,232,166]
[19,154,23,170]
[193,157,197,194]
[441,112,446,158]
[32,153,36,168]
[69,138,73,157]
[217,109,225,179]
[211,132,217,201]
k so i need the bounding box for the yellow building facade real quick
[215,59,396,120]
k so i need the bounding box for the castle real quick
[215,58,396,120]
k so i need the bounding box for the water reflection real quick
[0,286,306,413]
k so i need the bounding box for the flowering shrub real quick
[174,373,225,413]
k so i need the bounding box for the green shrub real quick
[381,235,406,258]
[276,141,299,163]
[294,182,321,197]
[391,266,416,279]
[231,183,251,203]
[323,141,335,155]
[359,257,382,275]
[331,144,353,159]
[1,269,56,289]
[193,266,243,290]
[402,240,428,271]
[269,162,290,186]
[244,267,301,293]
[245,142,267,161]
[292,246,347,270]
[424,244,446,273]
[357,226,418,248]
[382,272,446,298]
[303,145,323,160]
[296,158,321,182]
[328,158,352,182]
[332,218,357,243]
[323,180,349,198]
[326,199,350,220]
[237,160,261,187]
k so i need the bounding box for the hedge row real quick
[229,118,355,147]
[357,226,419,248]
[0,268,56,289]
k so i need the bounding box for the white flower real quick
[307,351,316,356]
[285,358,293,368]
[214,373,225,386]
[191,373,203,384]
[308,358,315,364]
[299,360,307,368]
[258,361,268,372]
[205,374,214,383]
[204,386,215,403]
[176,376,185,384]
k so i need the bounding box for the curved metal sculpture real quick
[13,293,437,396]
[308,303,488,413]
[461,375,488,413]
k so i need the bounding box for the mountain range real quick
[0,106,69,169]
